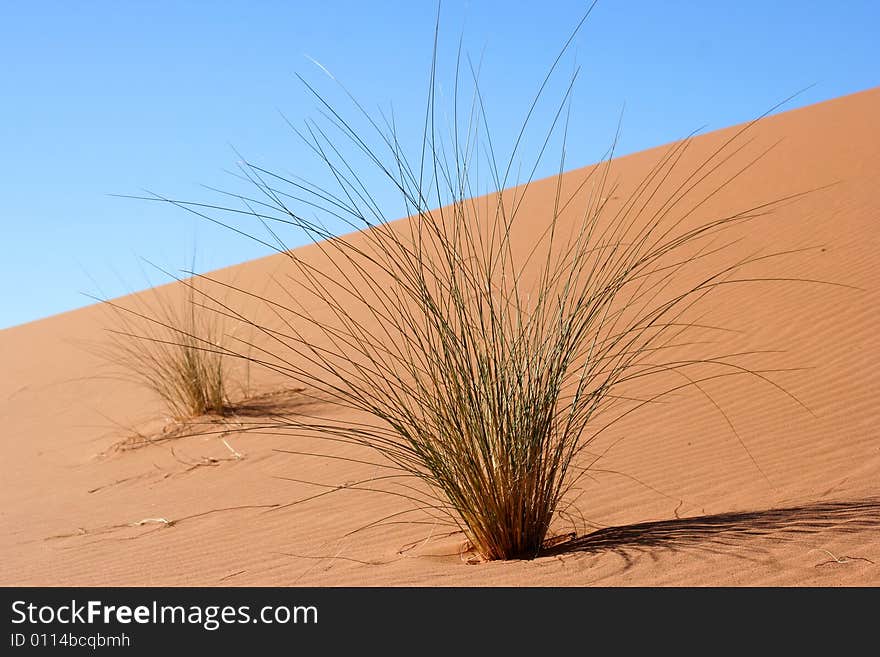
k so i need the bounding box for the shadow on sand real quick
[225,387,315,418]
[545,499,880,565]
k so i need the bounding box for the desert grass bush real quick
[138,8,837,559]
[99,274,230,419]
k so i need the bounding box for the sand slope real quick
[2,87,879,586]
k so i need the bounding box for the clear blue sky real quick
[1,1,877,329]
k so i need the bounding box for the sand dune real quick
[2,87,878,586]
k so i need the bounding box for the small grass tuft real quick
[99,274,230,419]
